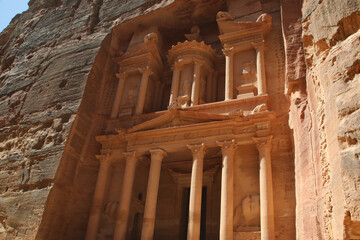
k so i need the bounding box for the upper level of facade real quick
[107,11,273,129]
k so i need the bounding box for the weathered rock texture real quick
[0,0,358,239]
[289,0,360,239]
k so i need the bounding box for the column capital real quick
[95,154,113,166]
[217,139,237,153]
[149,149,167,162]
[193,59,204,67]
[253,135,273,150]
[222,47,234,56]
[187,143,207,158]
[123,151,137,161]
[138,66,153,76]
[252,40,265,50]
[172,61,185,71]
[115,72,128,80]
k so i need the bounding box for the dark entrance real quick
[179,187,207,240]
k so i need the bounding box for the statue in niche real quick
[236,61,257,98]
[185,25,202,42]
[242,194,260,227]
[124,83,139,105]
[240,61,255,83]
[104,200,119,223]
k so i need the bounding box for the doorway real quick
[179,186,207,240]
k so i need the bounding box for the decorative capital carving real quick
[123,151,137,161]
[116,72,128,80]
[144,32,159,46]
[222,47,234,56]
[187,143,207,159]
[138,67,153,76]
[217,139,237,154]
[253,136,272,151]
[115,128,127,137]
[252,41,264,50]
[168,100,182,111]
[172,61,185,71]
[149,149,167,162]
[96,153,113,166]
[216,11,233,21]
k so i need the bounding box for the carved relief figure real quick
[242,194,260,227]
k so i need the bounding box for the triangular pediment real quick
[127,109,229,133]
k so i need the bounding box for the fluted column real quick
[111,72,127,118]
[217,139,236,240]
[135,67,153,115]
[187,143,206,240]
[223,48,234,101]
[113,152,138,240]
[253,41,267,95]
[253,136,274,240]
[169,63,182,105]
[191,61,202,106]
[85,154,113,240]
[141,149,167,240]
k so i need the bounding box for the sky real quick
[0,0,29,32]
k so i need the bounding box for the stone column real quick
[85,154,112,240]
[253,136,274,240]
[191,61,202,106]
[211,71,218,102]
[141,149,167,240]
[217,140,236,240]
[169,63,182,105]
[111,72,127,118]
[253,41,267,95]
[223,48,234,101]
[113,152,138,240]
[187,143,206,240]
[206,70,214,103]
[135,67,153,115]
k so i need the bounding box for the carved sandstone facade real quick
[2,0,358,240]
[85,11,293,240]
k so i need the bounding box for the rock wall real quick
[0,0,359,239]
[0,0,177,239]
[289,0,360,239]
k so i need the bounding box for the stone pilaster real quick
[113,152,138,240]
[111,72,127,118]
[141,149,167,240]
[187,143,207,240]
[253,136,274,240]
[223,48,234,101]
[135,67,153,115]
[217,139,236,240]
[85,154,112,240]
[253,41,267,95]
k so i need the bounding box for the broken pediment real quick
[127,109,229,133]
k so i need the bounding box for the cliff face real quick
[0,0,359,239]
[289,0,360,239]
[0,0,176,239]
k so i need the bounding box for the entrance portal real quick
[179,187,207,240]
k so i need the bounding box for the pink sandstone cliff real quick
[0,0,358,239]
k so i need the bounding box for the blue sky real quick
[0,0,29,32]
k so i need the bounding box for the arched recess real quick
[35,1,226,239]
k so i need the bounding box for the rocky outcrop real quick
[289,0,360,239]
[0,0,359,239]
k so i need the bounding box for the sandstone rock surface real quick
[0,0,358,239]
